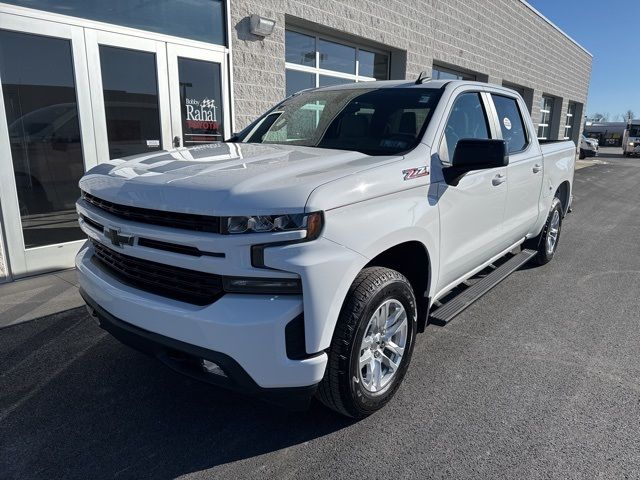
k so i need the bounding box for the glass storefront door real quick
[167,44,228,147]
[0,15,97,277]
[0,13,229,279]
[85,31,172,163]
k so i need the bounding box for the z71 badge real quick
[402,166,429,180]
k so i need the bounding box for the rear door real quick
[489,93,543,243]
[434,90,508,291]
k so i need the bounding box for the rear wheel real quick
[525,197,563,266]
[317,267,417,418]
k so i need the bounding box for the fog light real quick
[222,276,302,294]
[202,359,227,377]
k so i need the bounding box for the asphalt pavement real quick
[1,147,640,479]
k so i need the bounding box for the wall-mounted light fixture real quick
[249,14,276,37]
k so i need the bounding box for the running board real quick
[429,249,537,326]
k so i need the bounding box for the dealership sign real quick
[185,97,219,131]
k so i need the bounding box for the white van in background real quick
[622,120,640,157]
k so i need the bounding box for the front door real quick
[167,44,228,148]
[434,91,508,293]
[0,16,97,277]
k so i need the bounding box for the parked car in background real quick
[579,134,598,159]
[622,119,640,157]
[76,79,576,418]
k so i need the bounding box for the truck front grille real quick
[90,239,223,305]
[82,191,220,233]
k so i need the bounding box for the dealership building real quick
[0,0,592,282]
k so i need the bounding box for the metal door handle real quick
[173,136,181,148]
[492,173,506,186]
[533,164,542,173]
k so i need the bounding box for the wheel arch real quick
[364,240,432,332]
[555,180,571,216]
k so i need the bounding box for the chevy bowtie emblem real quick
[105,227,134,248]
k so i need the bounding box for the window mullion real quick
[315,35,320,87]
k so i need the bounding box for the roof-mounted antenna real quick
[415,71,431,84]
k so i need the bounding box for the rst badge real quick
[402,166,429,181]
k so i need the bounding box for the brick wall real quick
[229,0,592,137]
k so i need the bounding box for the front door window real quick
[0,29,85,248]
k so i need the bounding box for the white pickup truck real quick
[76,79,575,418]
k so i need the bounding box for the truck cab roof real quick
[309,78,524,98]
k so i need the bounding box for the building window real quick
[285,29,390,97]
[538,95,555,140]
[564,102,577,140]
[4,0,226,45]
[502,81,534,113]
[432,64,476,81]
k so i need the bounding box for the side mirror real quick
[443,139,509,186]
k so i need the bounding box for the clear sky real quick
[528,0,639,121]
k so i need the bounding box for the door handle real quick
[492,173,506,186]
[173,136,181,148]
[533,164,542,173]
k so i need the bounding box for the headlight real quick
[222,211,323,239]
[630,142,635,146]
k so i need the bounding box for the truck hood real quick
[79,142,402,215]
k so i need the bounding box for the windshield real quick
[236,87,442,156]
[629,127,640,137]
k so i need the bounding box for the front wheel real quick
[317,267,417,418]
[525,197,563,266]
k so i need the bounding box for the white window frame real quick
[284,27,390,89]
[537,96,554,140]
[564,102,576,140]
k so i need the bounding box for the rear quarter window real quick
[492,94,528,154]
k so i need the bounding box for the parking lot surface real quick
[1,147,639,479]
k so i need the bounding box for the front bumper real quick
[76,243,327,394]
[624,145,640,155]
[81,289,318,409]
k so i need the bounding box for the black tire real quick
[525,197,563,266]
[579,149,586,159]
[317,267,417,418]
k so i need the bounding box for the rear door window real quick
[492,94,528,153]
